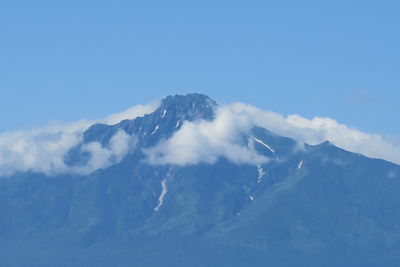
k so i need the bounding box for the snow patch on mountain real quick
[154,178,168,211]
[257,165,266,183]
[251,136,275,153]
[151,125,160,135]
[297,160,304,169]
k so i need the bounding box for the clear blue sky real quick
[1,0,399,136]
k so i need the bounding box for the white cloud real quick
[101,101,160,125]
[144,105,270,166]
[72,130,136,175]
[0,97,399,177]
[0,102,159,176]
[225,103,400,165]
[144,102,400,166]
[0,121,89,176]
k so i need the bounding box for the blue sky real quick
[1,0,399,137]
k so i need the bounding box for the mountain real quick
[1,93,400,267]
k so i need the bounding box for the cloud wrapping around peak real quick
[144,105,270,166]
[0,102,159,176]
[73,130,136,175]
[144,102,400,166]
[0,98,399,177]
[227,103,400,165]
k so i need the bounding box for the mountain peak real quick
[160,93,217,111]
[79,93,218,150]
[161,93,216,103]
[155,93,218,122]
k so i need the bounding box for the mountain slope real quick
[1,93,400,267]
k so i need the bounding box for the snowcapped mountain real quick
[1,93,400,267]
